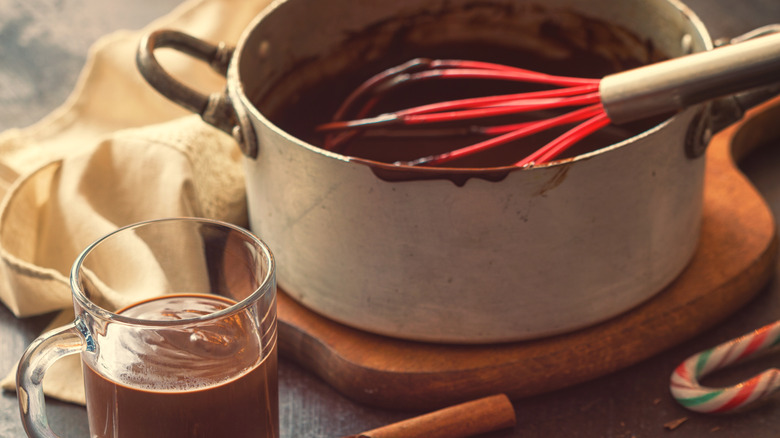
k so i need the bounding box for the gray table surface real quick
[1,1,780,437]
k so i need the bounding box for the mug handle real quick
[16,321,87,438]
[136,30,258,158]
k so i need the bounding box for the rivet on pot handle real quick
[136,30,258,158]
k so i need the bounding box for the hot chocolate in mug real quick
[16,218,278,438]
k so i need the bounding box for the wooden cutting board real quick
[276,98,780,411]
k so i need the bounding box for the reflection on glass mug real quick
[17,218,278,438]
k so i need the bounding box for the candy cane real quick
[670,320,780,413]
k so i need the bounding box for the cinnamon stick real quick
[345,394,516,438]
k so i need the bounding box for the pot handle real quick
[685,24,780,158]
[719,25,780,114]
[136,30,258,158]
[710,25,780,128]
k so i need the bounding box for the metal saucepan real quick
[136,0,777,343]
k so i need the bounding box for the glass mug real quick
[16,218,278,438]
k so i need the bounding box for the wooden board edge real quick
[277,97,780,411]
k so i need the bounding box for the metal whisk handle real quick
[600,31,780,125]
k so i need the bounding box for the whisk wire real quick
[319,57,610,164]
[514,108,611,167]
[405,104,606,167]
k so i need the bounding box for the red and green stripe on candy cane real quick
[670,320,780,413]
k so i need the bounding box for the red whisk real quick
[317,31,780,168]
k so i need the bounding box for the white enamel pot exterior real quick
[139,0,718,343]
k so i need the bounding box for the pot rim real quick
[229,0,713,174]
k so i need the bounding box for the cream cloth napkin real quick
[0,0,273,404]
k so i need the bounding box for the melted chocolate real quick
[82,295,278,438]
[256,4,668,183]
